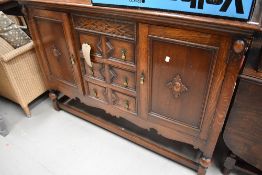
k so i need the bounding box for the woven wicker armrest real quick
[0,41,34,62]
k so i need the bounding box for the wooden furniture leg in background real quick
[223,153,237,175]
[49,91,60,111]
[198,157,211,175]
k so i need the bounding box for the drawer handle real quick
[125,100,129,110]
[90,67,94,76]
[140,73,145,85]
[123,77,128,87]
[70,54,75,65]
[92,89,98,98]
[121,49,127,61]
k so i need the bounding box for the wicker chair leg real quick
[22,105,31,117]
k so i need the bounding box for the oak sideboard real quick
[19,0,262,174]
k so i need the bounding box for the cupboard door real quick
[138,24,231,139]
[28,9,83,97]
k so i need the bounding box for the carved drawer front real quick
[87,82,107,102]
[73,14,136,40]
[109,66,136,91]
[85,61,105,81]
[112,91,136,113]
[106,37,135,64]
[79,33,102,57]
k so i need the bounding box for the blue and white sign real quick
[92,0,255,20]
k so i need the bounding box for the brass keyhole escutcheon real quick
[140,73,145,85]
[121,49,127,61]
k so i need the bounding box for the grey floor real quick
[0,95,237,175]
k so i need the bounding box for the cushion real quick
[0,11,31,48]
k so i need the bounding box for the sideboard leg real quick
[49,91,60,111]
[198,156,211,175]
[223,153,236,175]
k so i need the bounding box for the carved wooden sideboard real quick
[19,0,262,174]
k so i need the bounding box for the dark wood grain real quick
[28,9,84,98]
[22,1,261,174]
[258,50,262,72]
[148,34,217,129]
[224,78,262,172]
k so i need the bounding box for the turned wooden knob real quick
[233,40,245,54]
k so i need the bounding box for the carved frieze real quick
[73,15,136,40]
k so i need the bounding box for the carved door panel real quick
[28,9,83,98]
[138,24,232,141]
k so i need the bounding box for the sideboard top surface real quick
[19,0,262,33]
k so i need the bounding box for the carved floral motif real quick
[167,74,188,98]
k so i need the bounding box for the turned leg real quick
[198,157,211,175]
[22,105,31,117]
[223,153,237,175]
[49,91,60,111]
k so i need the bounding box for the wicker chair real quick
[0,37,46,117]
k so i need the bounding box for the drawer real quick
[79,33,102,57]
[87,82,107,102]
[73,14,136,40]
[112,91,136,113]
[86,61,105,81]
[109,66,136,91]
[106,37,135,64]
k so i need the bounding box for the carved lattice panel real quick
[73,15,136,40]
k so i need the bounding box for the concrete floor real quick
[0,95,239,175]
